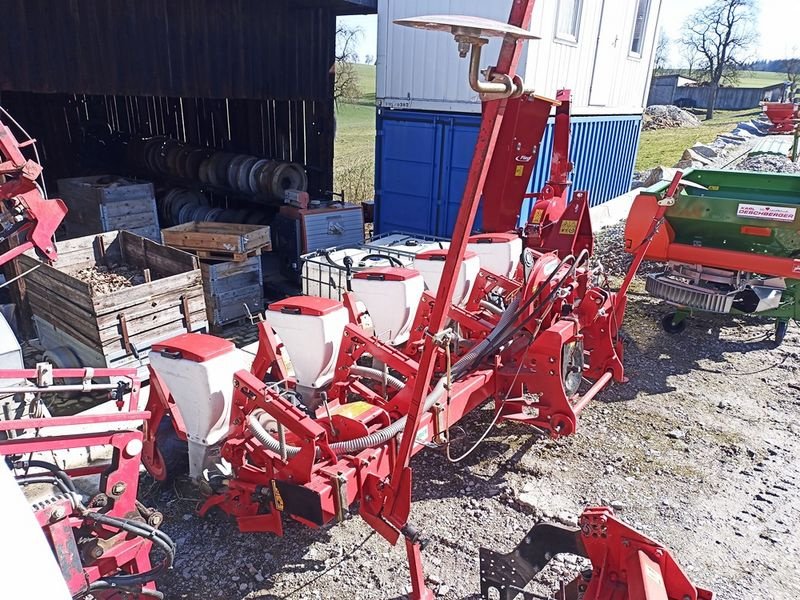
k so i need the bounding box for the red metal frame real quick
[481,506,713,600]
[0,368,169,597]
[137,5,655,598]
[383,10,536,566]
[579,507,714,600]
[0,118,67,264]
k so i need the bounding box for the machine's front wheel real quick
[774,320,789,346]
[661,312,687,334]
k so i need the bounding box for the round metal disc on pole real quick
[393,15,539,41]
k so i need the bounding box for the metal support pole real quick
[389,0,537,506]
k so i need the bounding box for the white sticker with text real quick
[736,203,796,222]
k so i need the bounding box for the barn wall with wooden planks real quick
[0,92,334,194]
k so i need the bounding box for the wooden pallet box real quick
[161,222,271,261]
[57,175,161,242]
[18,231,207,372]
[200,256,264,327]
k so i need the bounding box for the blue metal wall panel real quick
[438,115,484,236]
[374,112,441,234]
[375,108,642,237]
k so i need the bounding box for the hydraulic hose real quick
[246,250,589,461]
[349,365,404,391]
[456,249,590,377]
[13,459,175,593]
[479,300,504,315]
[456,254,576,375]
[15,475,75,498]
[82,510,175,586]
[14,459,77,493]
[249,378,448,458]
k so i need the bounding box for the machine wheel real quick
[774,320,789,346]
[661,312,688,335]
[155,417,189,484]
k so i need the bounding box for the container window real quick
[630,0,651,56]
[555,0,583,43]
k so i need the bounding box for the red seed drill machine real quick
[141,3,711,599]
[0,112,174,598]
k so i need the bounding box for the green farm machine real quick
[626,168,799,344]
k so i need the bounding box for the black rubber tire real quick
[774,320,789,346]
[661,312,688,334]
[155,417,189,484]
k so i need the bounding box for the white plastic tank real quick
[302,246,417,300]
[150,333,251,479]
[467,233,523,278]
[367,234,450,256]
[351,267,425,345]
[264,296,350,389]
[413,249,480,306]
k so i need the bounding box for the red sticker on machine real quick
[736,203,796,222]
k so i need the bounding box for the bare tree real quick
[364,54,375,65]
[681,0,757,119]
[784,51,800,89]
[654,29,670,73]
[333,24,363,109]
[680,44,699,78]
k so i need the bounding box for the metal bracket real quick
[479,522,587,600]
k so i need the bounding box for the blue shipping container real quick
[374,108,642,237]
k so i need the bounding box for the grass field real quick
[635,108,760,172]
[657,69,788,88]
[333,64,377,202]
[733,70,788,88]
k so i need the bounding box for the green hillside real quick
[334,63,377,203]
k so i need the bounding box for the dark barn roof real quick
[1,0,374,100]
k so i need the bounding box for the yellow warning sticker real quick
[531,208,544,224]
[708,185,720,190]
[559,220,578,235]
[514,165,525,177]
[331,401,372,419]
[272,480,285,511]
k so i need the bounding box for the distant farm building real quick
[648,74,788,110]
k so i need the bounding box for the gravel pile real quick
[736,154,800,173]
[591,220,663,277]
[642,105,701,130]
[73,264,146,295]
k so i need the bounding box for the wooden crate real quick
[57,175,160,242]
[161,222,271,261]
[200,256,264,327]
[18,231,207,372]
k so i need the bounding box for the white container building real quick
[374,0,663,236]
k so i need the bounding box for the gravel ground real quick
[143,286,800,600]
[737,154,800,173]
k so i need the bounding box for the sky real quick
[340,0,800,67]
